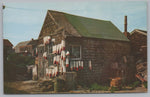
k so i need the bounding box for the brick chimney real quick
[31,38,34,41]
[124,16,128,37]
[123,16,130,38]
[124,16,127,32]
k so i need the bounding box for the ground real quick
[4,80,147,94]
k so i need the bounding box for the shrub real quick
[7,53,35,67]
[129,81,140,89]
[4,53,35,82]
[110,86,120,93]
[143,82,147,88]
[90,83,109,91]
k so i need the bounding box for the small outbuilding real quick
[35,10,132,85]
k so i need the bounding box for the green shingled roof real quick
[64,13,129,41]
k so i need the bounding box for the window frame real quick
[69,44,82,60]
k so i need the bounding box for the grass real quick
[143,82,147,88]
[90,83,109,91]
[129,81,140,89]
[110,86,120,93]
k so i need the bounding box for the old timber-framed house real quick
[34,10,132,84]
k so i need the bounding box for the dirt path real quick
[4,80,147,94]
[115,87,147,93]
[4,80,40,94]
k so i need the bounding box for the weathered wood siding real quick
[66,37,131,84]
[130,32,147,60]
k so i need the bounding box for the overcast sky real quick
[3,1,147,46]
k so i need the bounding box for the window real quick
[69,45,81,59]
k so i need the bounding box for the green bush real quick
[7,53,35,67]
[4,53,35,82]
[111,86,119,91]
[90,83,109,91]
[110,86,120,93]
[129,81,140,89]
[143,82,147,88]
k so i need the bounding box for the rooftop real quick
[48,10,129,41]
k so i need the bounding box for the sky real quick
[3,1,147,46]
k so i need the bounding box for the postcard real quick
[3,1,147,94]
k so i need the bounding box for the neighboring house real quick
[35,10,133,84]
[129,29,147,61]
[14,39,38,56]
[3,39,14,60]
[129,29,147,82]
[3,39,13,47]
[3,39,15,81]
[122,16,147,83]
[3,39,13,52]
